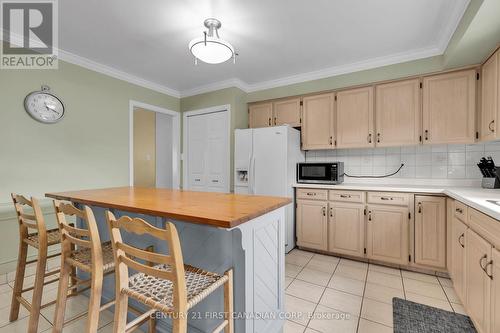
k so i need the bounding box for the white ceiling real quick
[57,0,470,97]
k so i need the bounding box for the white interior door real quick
[185,109,229,193]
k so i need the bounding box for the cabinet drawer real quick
[453,200,468,223]
[329,190,365,203]
[367,192,410,206]
[296,188,328,201]
[468,208,500,249]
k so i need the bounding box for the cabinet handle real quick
[377,133,381,143]
[268,118,271,126]
[322,207,326,216]
[455,207,463,214]
[424,130,429,141]
[211,179,219,183]
[368,211,372,221]
[329,136,333,145]
[484,260,493,279]
[368,133,372,144]
[489,120,495,132]
[329,207,333,218]
[479,254,487,270]
[380,197,392,201]
[417,202,422,213]
[458,233,465,248]
[306,192,316,196]
[274,117,277,125]
[340,194,351,198]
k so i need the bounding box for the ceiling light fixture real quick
[189,18,237,65]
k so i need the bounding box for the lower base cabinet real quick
[466,228,492,333]
[296,199,328,251]
[328,202,365,257]
[366,204,409,265]
[451,217,468,304]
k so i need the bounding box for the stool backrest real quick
[11,194,47,243]
[106,211,187,312]
[53,201,103,271]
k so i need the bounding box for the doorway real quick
[129,100,180,189]
[183,105,230,193]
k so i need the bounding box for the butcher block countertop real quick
[46,187,291,228]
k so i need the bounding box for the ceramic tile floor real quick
[0,250,467,333]
[284,249,467,333]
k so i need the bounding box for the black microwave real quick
[297,162,344,184]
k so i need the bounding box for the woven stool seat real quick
[66,241,115,273]
[123,264,229,313]
[24,228,62,248]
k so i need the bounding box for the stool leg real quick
[148,315,156,333]
[113,292,128,333]
[52,261,71,333]
[224,269,234,333]
[27,250,47,333]
[86,267,103,333]
[172,314,187,333]
[9,241,28,322]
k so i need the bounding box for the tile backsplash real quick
[305,142,500,180]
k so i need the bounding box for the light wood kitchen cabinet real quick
[375,79,421,147]
[451,217,468,305]
[273,98,301,127]
[422,69,477,144]
[302,93,335,150]
[414,196,446,269]
[480,49,499,141]
[366,204,409,265]
[466,228,492,333]
[328,202,365,257]
[336,87,375,148]
[248,102,273,128]
[296,199,328,251]
[491,248,500,333]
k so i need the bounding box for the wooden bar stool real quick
[10,194,66,333]
[52,200,117,333]
[106,211,234,333]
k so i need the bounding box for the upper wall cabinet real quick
[273,98,301,127]
[336,87,375,148]
[422,69,477,144]
[249,102,273,128]
[480,49,499,142]
[302,93,335,150]
[375,79,421,147]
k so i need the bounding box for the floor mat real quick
[392,297,476,333]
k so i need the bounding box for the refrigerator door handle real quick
[253,157,256,194]
[249,156,255,194]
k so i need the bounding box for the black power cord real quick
[342,163,405,178]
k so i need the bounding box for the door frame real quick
[129,100,181,189]
[182,104,231,193]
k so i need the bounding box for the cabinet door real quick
[451,217,467,305]
[422,69,476,144]
[366,205,409,265]
[336,87,374,148]
[249,103,273,128]
[414,196,446,269]
[375,79,421,147]
[466,228,491,333]
[273,98,301,127]
[491,248,500,333]
[296,199,328,251]
[480,51,499,141]
[302,93,335,150]
[328,202,365,257]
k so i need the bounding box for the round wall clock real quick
[24,85,65,124]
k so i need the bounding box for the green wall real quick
[0,58,180,273]
[180,87,247,191]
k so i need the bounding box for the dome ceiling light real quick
[189,18,237,65]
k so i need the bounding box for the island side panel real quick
[79,204,285,333]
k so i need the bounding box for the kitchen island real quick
[46,187,291,333]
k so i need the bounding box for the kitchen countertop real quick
[46,187,291,228]
[294,183,500,221]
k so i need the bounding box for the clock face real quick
[24,91,65,123]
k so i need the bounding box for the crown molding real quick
[179,78,249,98]
[1,30,181,98]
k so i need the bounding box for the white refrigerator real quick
[235,125,304,253]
